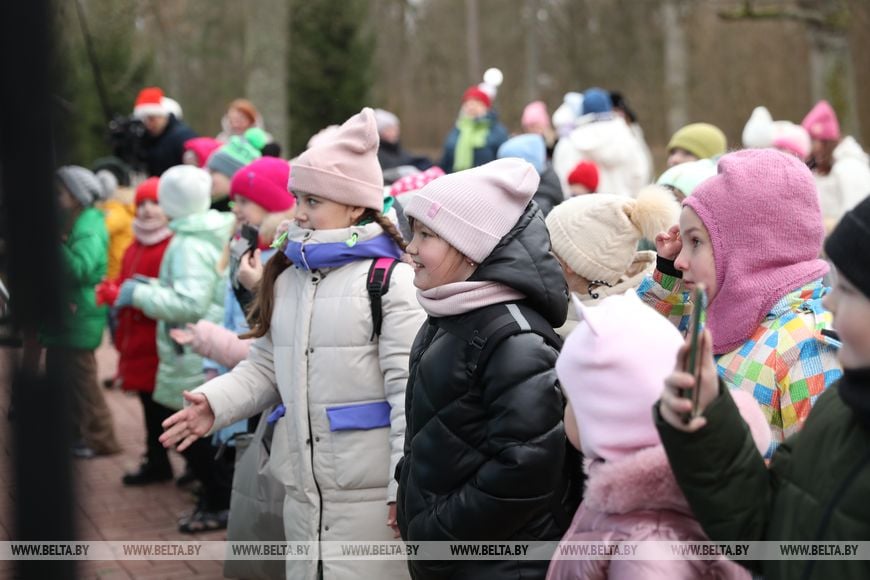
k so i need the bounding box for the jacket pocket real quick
[326,401,391,491]
[267,416,302,492]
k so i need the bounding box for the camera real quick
[108,114,147,172]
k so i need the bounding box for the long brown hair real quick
[242,209,407,339]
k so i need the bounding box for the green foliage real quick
[287,0,375,156]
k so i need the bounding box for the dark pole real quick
[1,0,76,578]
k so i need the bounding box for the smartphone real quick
[240,224,259,255]
[682,284,708,421]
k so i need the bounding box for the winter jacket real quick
[130,210,234,410]
[439,111,510,174]
[102,197,135,280]
[378,140,433,173]
[656,377,870,580]
[534,165,564,216]
[552,115,650,198]
[41,207,108,350]
[396,204,572,580]
[196,221,425,580]
[637,269,842,457]
[814,136,870,228]
[556,251,655,339]
[115,234,172,393]
[143,114,198,177]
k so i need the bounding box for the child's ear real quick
[350,205,366,223]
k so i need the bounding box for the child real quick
[439,85,509,173]
[396,158,575,579]
[546,185,679,337]
[547,292,765,580]
[566,160,599,197]
[655,195,870,580]
[115,165,235,530]
[497,133,563,216]
[205,130,263,212]
[639,149,842,457]
[160,108,424,579]
[655,158,717,202]
[665,122,727,168]
[42,166,121,457]
[104,177,174,484]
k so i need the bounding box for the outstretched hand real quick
[658,329,719,433]
[159,391,215,452]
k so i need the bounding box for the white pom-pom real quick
[483,67,503,88]
[626,185,681,240]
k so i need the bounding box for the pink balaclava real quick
[684,149,828,355]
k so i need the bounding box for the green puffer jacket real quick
[131,210,234,410]
[41,207,108,350]
[656,381,870,580]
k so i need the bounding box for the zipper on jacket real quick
[800,446,870,580]
[305,272,325,557]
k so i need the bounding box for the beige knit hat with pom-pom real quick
[546,185,679,285]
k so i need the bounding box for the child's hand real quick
[386,502,400,539]
[238,249,264,291]
[169,325,195,345]
[159,391,215,451]
[655,224,683,261]
[658,329,719,432]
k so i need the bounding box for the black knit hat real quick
[825,195,870,298]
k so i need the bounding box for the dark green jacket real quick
[656,382,870,580]
[41,207,108,350]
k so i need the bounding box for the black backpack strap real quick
[367,258,399,341]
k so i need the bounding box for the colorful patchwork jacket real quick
[637,269,842,457]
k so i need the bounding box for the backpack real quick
[366,257,400,340]
[435,302,584,530]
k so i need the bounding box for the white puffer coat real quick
[197,222,425,580]
[814,135,870,228]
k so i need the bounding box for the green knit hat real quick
[667,123,727,160]
[206,135,262,178]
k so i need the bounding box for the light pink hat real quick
[772,121,811,161]
[404,158,539,263]
[290,108,384,211]
[556,292,684,462]
[801,100,841,141]
[522,100,551,129]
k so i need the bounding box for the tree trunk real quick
[244,0,289,149]
[806,25,860,137]
[466,0,481,83]
[662,0,689,136]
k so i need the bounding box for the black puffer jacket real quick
[143,114,197,177]
[396,203,571,580]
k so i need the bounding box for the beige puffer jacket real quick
[197,222,425,580]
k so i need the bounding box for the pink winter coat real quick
[547,391,769,580]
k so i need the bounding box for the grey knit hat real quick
[56,165,103,207]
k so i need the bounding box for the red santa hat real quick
[133,87,168,119]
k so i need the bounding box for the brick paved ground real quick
[1,334,227,579]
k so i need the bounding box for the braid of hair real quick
[366,210,408,251]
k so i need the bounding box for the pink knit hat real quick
[289,108,384,211]
[404,158,539,263]
[230,157,294,212]
[556,292,684,462]
[522,100,551,130]
[684,149,828,355]
[183,137,222,168]
[801,100,840,141]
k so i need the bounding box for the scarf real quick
[453,115,491,172]
[838,367,870,431]
[132,216,173,246]
[284,233,403,271]
[417,281,525,317]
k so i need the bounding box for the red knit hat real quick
[462,85,492,109]
[567,161,599,192]
[133,87,167,119]
[135,177,160,205]
[230,157,295,212]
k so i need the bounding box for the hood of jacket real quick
[169,209,235,250]
[468,203,569,327]
[568,116,637,168]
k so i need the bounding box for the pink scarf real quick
[417,281,525,317]
[132,216,173,246]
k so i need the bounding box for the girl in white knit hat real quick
[159,108,423,580]
[396,157,578,580]
[545,185,680,337]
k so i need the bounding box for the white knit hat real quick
[158,165,212,220]
[404,158,539,263]
[546,185,679,285]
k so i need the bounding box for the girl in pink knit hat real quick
[638,148,842,458]
[159,108,425,579]
[396,158,578,579]
[800,100,870,232]
[547,292,766,580]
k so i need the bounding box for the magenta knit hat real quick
[556,292,684,462]
[684,149,828,355]
[801,100,840,141]
[230,157,294,212]
[289,108,384,211]
[404,158,539,263]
